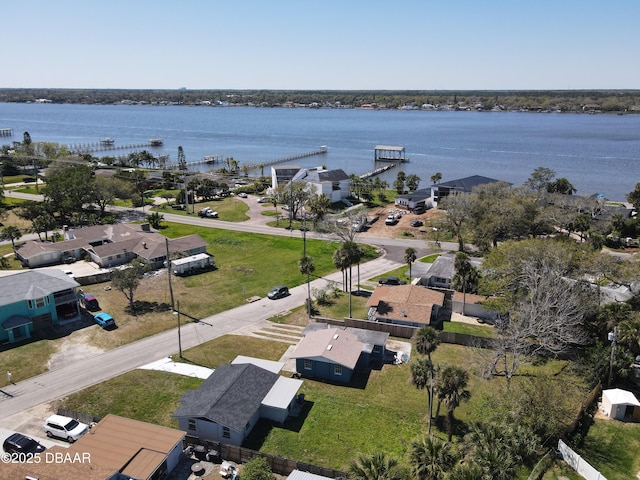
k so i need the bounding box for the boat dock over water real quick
[375,145,408,162]
[0,128,14,137]
[66,138,164,155]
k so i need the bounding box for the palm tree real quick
[146,212,164,229]
[349,452,405,480]
[410,357,432,426]
[0,226,22,249]
[454,252,472,315]
[414,326,440,433]
[409,435,456,480]
[298,255,315,317]
[435,364,471,441]
[404,247,417,281]
[430,172,442,184]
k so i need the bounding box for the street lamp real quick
[173,300,183,359]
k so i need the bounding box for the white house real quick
[601,388,640,421]
[271,166,351,204]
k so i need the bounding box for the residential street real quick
[0,191,451,432]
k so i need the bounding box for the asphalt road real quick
[0,191,455,431]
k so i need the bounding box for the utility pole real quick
[175,299,183,359]
[165,238,175,311]
[608,326,617,387]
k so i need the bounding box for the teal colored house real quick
[0,270,80,344]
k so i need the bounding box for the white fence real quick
[557,439,608,480]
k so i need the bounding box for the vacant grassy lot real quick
[152,196,250,222]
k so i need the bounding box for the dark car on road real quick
[3,433,46,455]
[267,286,289,299]
[378,276,407,286]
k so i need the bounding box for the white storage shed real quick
[601,388,640,421]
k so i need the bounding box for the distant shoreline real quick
[1,88,639,114]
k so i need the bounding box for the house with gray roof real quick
[431,175,507,207]
[290,327,364,383]
[301,322,389,369]
[15,223,207,269]
[0,270,80,344]
[172,362,303,446]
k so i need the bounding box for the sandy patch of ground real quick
[47,330,105,371]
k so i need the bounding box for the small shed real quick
[601,388,640,421]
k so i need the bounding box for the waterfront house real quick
[271,166,351,204]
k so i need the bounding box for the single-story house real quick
[2,414,186,480]
[394,187,432,212]
[15,223,207,269]
[0,269,80,344]
[420,253,484,290]
[601,388,640,421]
[430,175,507,207]
[173,361,303,446]
[290,327,363,383]
[452,291,499,322]
[366,284,444,328]
[301,322,389,368]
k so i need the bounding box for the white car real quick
[43,414,89,443]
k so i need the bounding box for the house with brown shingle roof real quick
[3,414,185,480]
[15,223,207,269]
[366,284,444,328]
[290,327,364,383]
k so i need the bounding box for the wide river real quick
[1,102,639,202]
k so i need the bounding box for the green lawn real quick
[573,417,640,480]
[57,334,590,473]
[152,196,250,222]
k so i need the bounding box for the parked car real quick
[198,207,219,218]
[378,276,406,286]
[385,214,398,225]
[410,220,424,227]
[237,192,248,198]
[43,414,89,443]
[257,196,269,203]
[3,432,46,455]
[267,285,289,299]
[94,312,116,328]
[81,294,100,312]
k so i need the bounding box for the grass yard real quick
[0,339,58,388]
[153,197,250,222]
[573,417,640,480]
[56,332,588,473]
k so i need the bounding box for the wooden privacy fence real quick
[183,435,348,479]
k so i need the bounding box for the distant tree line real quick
[1,88,639,112]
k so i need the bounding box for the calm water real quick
[1,102,639,201]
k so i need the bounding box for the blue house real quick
[290,327,365,384]
[0,270,80,344]
[301,323,389,369]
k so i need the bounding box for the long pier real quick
[360,163,396,179]
[246,146,328,170]
[66,140,163,155]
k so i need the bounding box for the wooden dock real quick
[0,128,13,137]
[245,146,328,170]
[360,163,396,179]
[375,145,408,162]
[66,139,164,155]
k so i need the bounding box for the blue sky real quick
[3,0,638,90]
